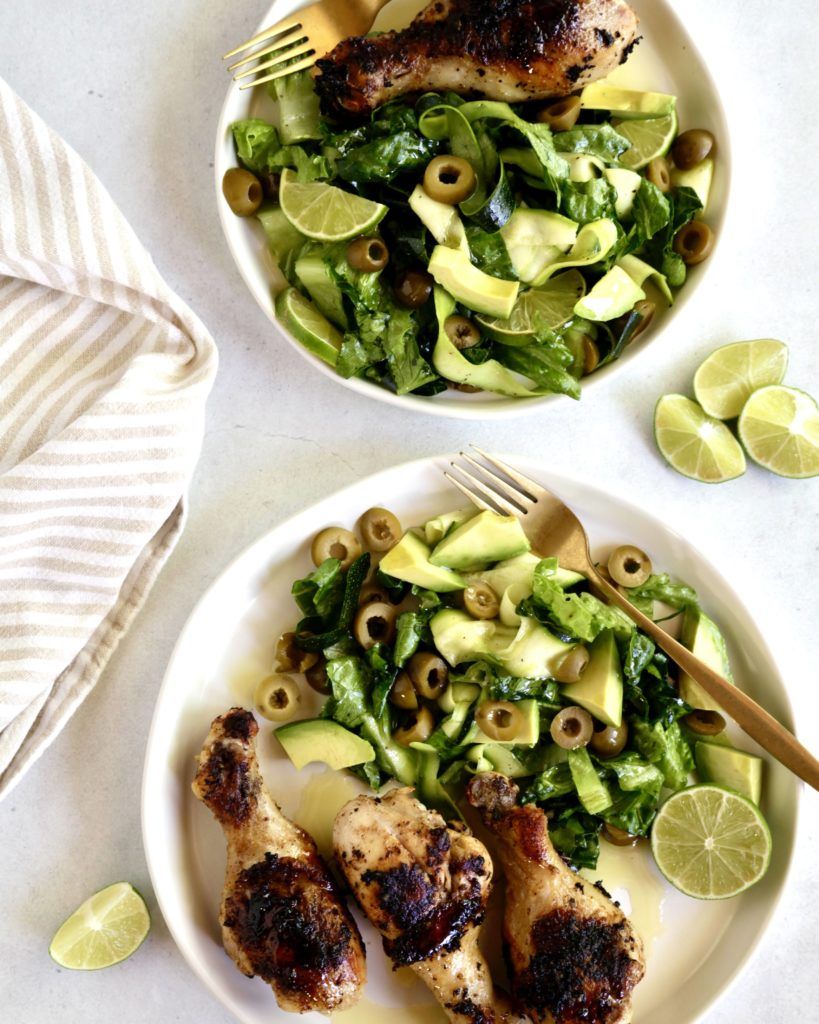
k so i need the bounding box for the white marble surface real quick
[1,0,818,1020]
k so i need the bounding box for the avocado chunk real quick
[469,553,584,597]
[294,253,346,327]
[567,747,612,814]
[428,245,520,319]
[430,510,530,570]
[678,608,734,712]
[671,157,714,211]
[379,531,465,593]
[695,741,763,804]
[499,208,578,284]
[574,265,646,322]
[275,719,375,771]
[424,507,477,546]
[409,185,470,256]
[561,629,623,727]
[472,699,540,746]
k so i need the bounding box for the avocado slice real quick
[469,552,584,597]
[409,185,470,256]
[678,608,734,712]
[481,744,531,777]
[603,168,642,219]
[499,208,578,284]
[574,265,646,322]
[561,629,623,727]
[379,531,465,593]
[618,254,674,305]
[695,741,763,804]
[567,747,612,814]
[579,82,677,119]
[294,253,346,327]
[430,510,530,570]
[671,157,713,211]
[472,699,540,746]
[275,719,375,771]
[531,219,619,286]
[428,245,520,319]
[430,610,571,678]
[423,507,477,545]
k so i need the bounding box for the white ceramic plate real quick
[214,0,732,420]
[143,454,796,1024]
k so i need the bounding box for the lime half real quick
[279,169,387,242]
[477,270,586,345]
[693,340,789,419]
[651,785,772,899]
[49,882,150,970]
[738,385,819,478]
[616,111,678,170]
[276,287,343,367]
[655,394,746,483]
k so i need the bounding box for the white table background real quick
[1,0,818,1020]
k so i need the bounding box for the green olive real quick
[463,582,500,620]
[423,155,477,205]
[553,645,590,684]
[222,167,263,217]
[536,95,582,131]
[582,335,600,376]
[475,700,528,742]
[630,300,656,341]
[275,631,318,673]
[672,129,715,171]
[590,720,629,758]
[304,659,331,695]
[353,600,397,649]
[394,705,435,745]
[358,583,392,606]
[608,545,652,588]
[311,527,362,570]
[358,507,402,552]
[684,709,726,736]
[673,220,715,265]
[550,706,594,749]
[254,673,301,722]
[346,236,389,273]
[645,156,671,193]
[394,268,433,309]
[408,651,449,700]
[390,671,419,710]
[444,315,481,350]
[602,823,639,847]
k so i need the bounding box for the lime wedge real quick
[49,882,150,970]
[279,169,387,242]
[693,340,789,419]
[654,394,746,483]
[738,385,819,478]
[276,286,343,366]
[616,111,679,170]
[476,270,586,345]
[651,785,772,899]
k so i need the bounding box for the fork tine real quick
[469,445,545,500]
[239,52,316,89]
[449,464,522,517]
[233,38,309,80]
[227,27,305,71]
[223,17,302,60]
[443,473,497,515]
[458,452,532,510]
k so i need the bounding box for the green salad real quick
[258,505,763,874]
[223,73,717,400]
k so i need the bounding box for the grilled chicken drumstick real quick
[334,788,519,1024]
[192,708,366,1014]
[467,773,645,1024]
[314,0,640,119]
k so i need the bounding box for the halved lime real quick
[279,169,387,242]
[616,111,679,170]
[476,270,585,345]
[738,385,819,478]
[276,287,343,367]
[654,394,746,483]
[693,340,789,419]
[49,882,150,970]
[651,785,772,899]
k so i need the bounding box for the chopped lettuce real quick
[626,573,699,616]
[553,124,631,163]
[268,69,322,144]
[561,179,618,224]
[632,719,694,790]
[291,557,344,621]
[337,132,439,183]
[232,119,281,174]
[526,557,634,642]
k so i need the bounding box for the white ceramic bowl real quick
[215,0,731,419]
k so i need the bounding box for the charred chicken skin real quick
[314,0,640,119]
[192,708,366,1014]
[467,773,645,1024]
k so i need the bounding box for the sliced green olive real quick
[550,706,594,749]
[582,335,600,376]
[536,95,582,131]
[304,659,331,695]
[673,220,715,265]
[645,156,671,193]
[684,709,726,736]
[358,583,392,606]
[590,720,629,758]
[394,705,435,745]
[630,300,656,341]
[359,507,402,552]
[602,823,639,847]
[463,582,500,620]
[408,651,449,700]
[553,645,590,684]
[444,315,481,350]
[353,600,397,649]
[311,526,362,570]
[394,268,433,309]
[275,631,318,673]
[222,167,263,217]
[254,673,301,722]
[672,129,715,171]
[608,545,652,588]
[390,671,419,710]
[423,155,477,205]
[476,700,528,742]
[346,236,389,273]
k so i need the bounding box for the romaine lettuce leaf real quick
[632,718,694,790]
[336,132,439,183]
[527,559,634,641]
[561,179,618,224]
[553,124,631,163]
[232,119,280,174]
[291,557,344,621]
[626,573,699,614]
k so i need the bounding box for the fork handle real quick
[590,569,819,792]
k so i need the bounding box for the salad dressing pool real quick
[584,841,667,955]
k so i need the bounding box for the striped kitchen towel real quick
[0,77,218,798]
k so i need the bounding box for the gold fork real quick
[224,0,392,89]
[446,447,819,792]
